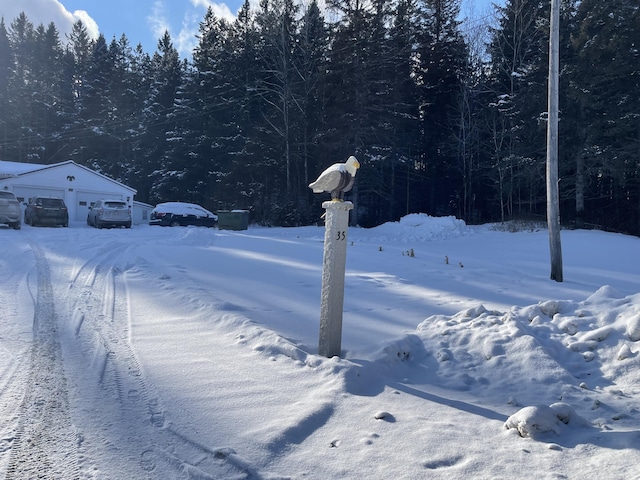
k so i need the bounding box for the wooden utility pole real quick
[546,0,563,282]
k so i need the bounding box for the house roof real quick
[0,160,136,194]
[0,160,44,178]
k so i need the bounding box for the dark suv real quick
[0,191,21,229]
[24,197,68,227]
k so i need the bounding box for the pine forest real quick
[0,0,638,233]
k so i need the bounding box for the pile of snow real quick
[369,283,640,445]
[354,213,472,243]
[504,403,591,439]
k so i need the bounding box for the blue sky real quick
[1,0,500,57]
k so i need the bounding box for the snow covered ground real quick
[0,214,639,479]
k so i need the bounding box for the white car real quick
[87,199,132,228]
[149,202,218,227]
[0,191,21,230]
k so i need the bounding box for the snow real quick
[152,201,217,218]
[1,214,639,478]
[0,160,44,177]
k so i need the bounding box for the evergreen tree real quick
[190,8,235,210]
[65,20,95,163]
[223,1,267,217]
[385,0,423,221]
[55,47,79,163]
[126,44,154,201]
[413,0,469,216]
[67,20,94,101]
[323,0,383,225]
[6,12,36,162]
[143,31,187,203]
[105,35,144,184]
[31,22,68,163]
[77,34,115,170]
[297,0,329,210]
[354,0,418,225]
[323,0,373,156]
[0,18,13,160]
[570,0,640,232]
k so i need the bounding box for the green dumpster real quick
[217,210,249,230]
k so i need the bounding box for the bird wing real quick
[309,163,346,193]
[342,173,355,193]
[309,170,343,193]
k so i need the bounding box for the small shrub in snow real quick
[490,220,546,233]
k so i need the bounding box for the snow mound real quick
[504,403,591,438]
[626,315,640,342]
[376,334,428,364]
[354,213,470,243]
[367,289,640,441]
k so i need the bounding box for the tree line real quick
[0,0,638,232]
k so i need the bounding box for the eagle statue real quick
[308,156,360,201]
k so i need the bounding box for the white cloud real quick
[176,9,200,58]
[71,9,99,39]
[147,0,193,56]
[0,0,99,42]
[189,0,235,22]
[147,0,171,43]
[172,0,240,57]
[148,0,237,57]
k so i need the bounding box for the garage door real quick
[12,186,65,204]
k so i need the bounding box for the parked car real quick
[149,202,218,227]
[87,199,131,228]
[24,196,69,227]
[0,191,21,230]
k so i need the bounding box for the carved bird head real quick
[345,156,360,176]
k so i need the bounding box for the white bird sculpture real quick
[308,156,360,201]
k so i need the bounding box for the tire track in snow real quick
[0,350,31,468]
[4,242,80,480]
[0,248,34,475]
[65,238,252,479]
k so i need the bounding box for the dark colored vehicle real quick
[0,191,21,230]
[24,196,68,227]
[87,199,132,228]
[149,202,218,227]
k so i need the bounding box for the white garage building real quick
[0,160,138,223]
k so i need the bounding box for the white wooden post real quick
[318,200,353,358]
